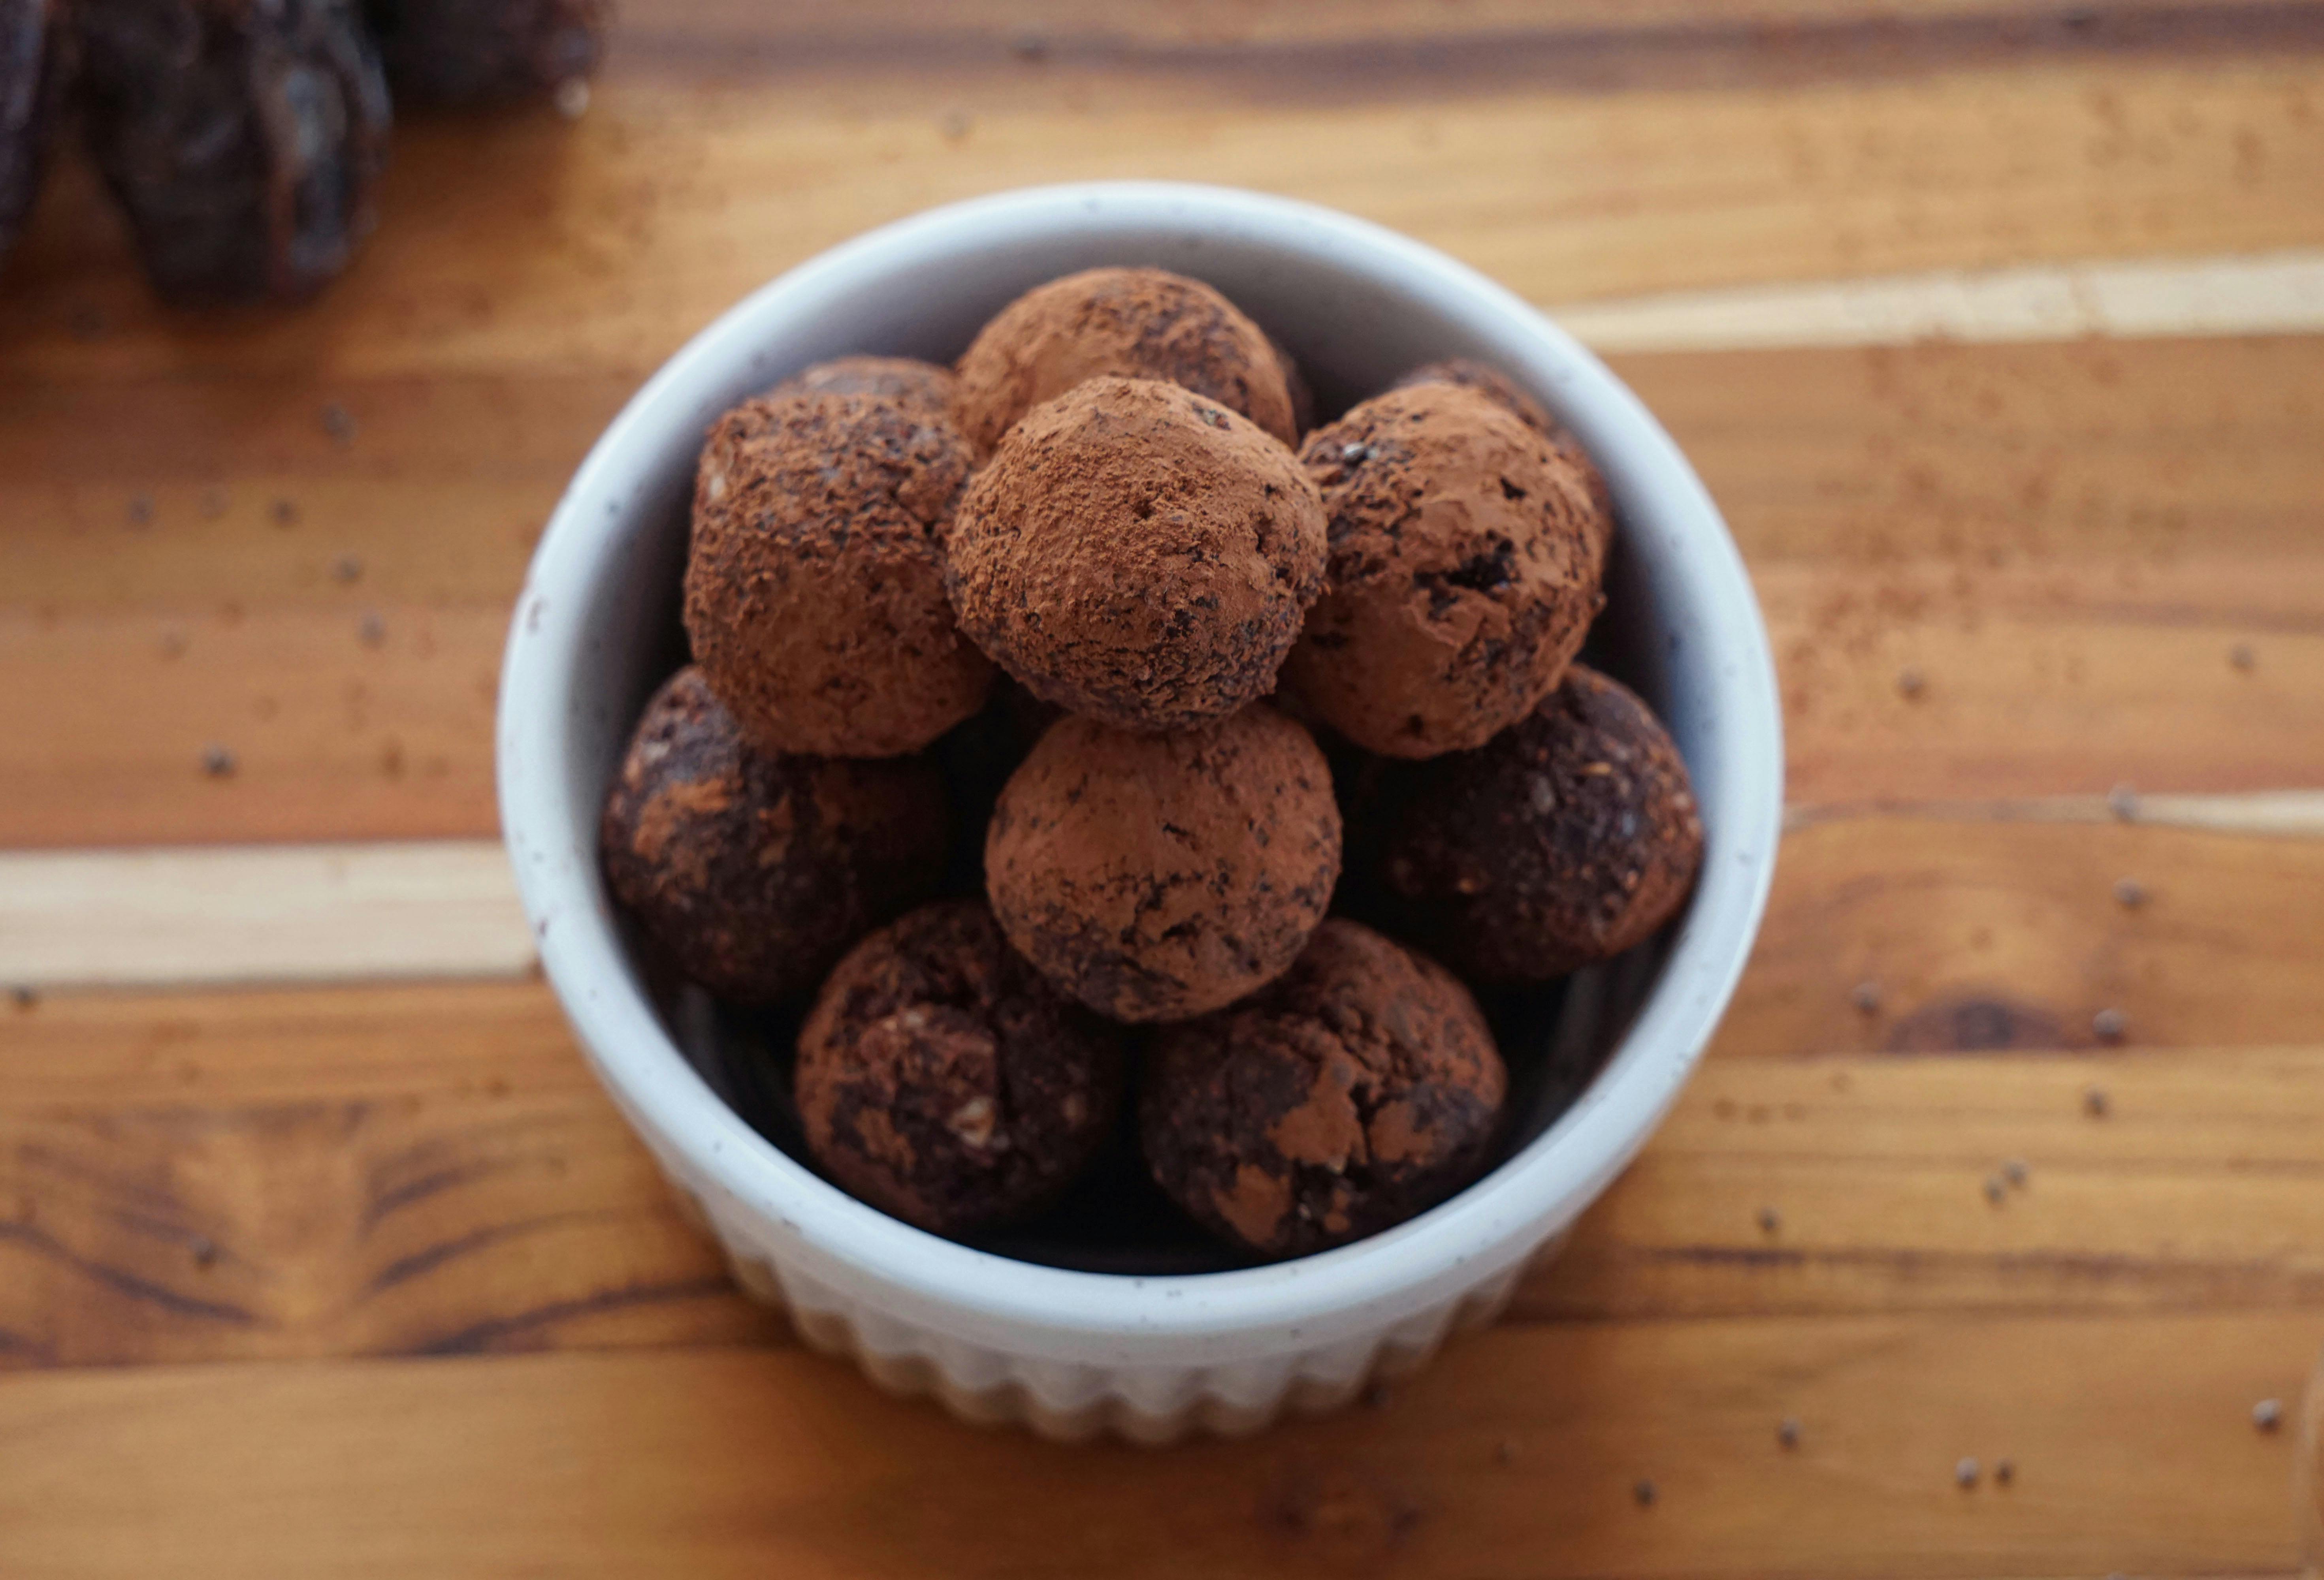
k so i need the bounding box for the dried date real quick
[74,0,392,305]
[366,0,606,105]
[0,0,70,269]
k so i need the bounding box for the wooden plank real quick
[616,0,2324,55]
[1566,247,2324,351]
[8,798,2324,1011]
[6,557,2309,845]
[0,982,774,1369]
[0,1315,2307,1578]
[0,843,532,990]
[3,333,2319,848]
[6,972,2323,1369]
[1724,810,2324,1057]
[1530,1043,2324,1320]
[6,56,2324,386]
[1759,557,2324,802]
[609,1,2324,101]
[0,604,507,848]
[1628,333,2324,563]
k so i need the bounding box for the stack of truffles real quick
[602,267,1705,1263]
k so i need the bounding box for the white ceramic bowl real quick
[497,181,1782,1444]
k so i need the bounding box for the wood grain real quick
[608,0,2324,104]
[1722,811,2324,1058]
[1533,1043,2324,1320]
[0,1316,2307,1580]
[6,54,2324,387]
[3,333,2318,848]
[0,843,531,989]
[616,0,2324,58]
[0,982,771,1369]
[7,963,2322,1369]
[1563,246,2324,350]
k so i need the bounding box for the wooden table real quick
[4,4,2322,1574]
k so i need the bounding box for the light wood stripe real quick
[0,843,535,991]
[5,787,2320,992]
[1786,789,2324,836]
[1556,249,2324,352]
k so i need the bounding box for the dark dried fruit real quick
[0,0,70,269]
[366,0,606,104]
[75,0,391,305]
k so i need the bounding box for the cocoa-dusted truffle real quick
[986,705,1341,1023]
[1394,357,1615,537]
[599,668,947,1004]
[953,267,1299,454]
[947,376,1327,732]
[1141,919,1506,1260]
[796,900,1129,1236]
[1372,664,1703,983]
[684,388,992,757]
[772,354,956,422]
[1281,382,1606,759]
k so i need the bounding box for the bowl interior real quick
[508,184,1780,1302]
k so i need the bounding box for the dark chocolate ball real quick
[796,900,1130,1236]
[1371,663,1704,983]
[599,668,947,1004]
[684,387,992,758]
[1141,919,1507,1260]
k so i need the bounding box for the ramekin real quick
[497,181,1783,1443]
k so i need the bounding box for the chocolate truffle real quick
[1393,357,1615,538]
[599,668,947,1004]
[684,388,992,757]
[953,267,1299,454]
[986,705,1341,1023]
[796,900,1130,1236]
[1372,664,1703,983]
[947,377,1327,733]
[1281,382,1606,759]
[1141,919,1507,1260]
[772,354,957,422]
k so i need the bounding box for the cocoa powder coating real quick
[1141,919,1507,1259]
[599,668,947,1004]
[985,706,1341,1023]
[1393,357,1616,540]
[946,376,1327,733]
[1373,663,1704,982]
[796,900,1129,1236]
[1282,382,1606,759]
[953,267,1299,454]
[684,388,992,757]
